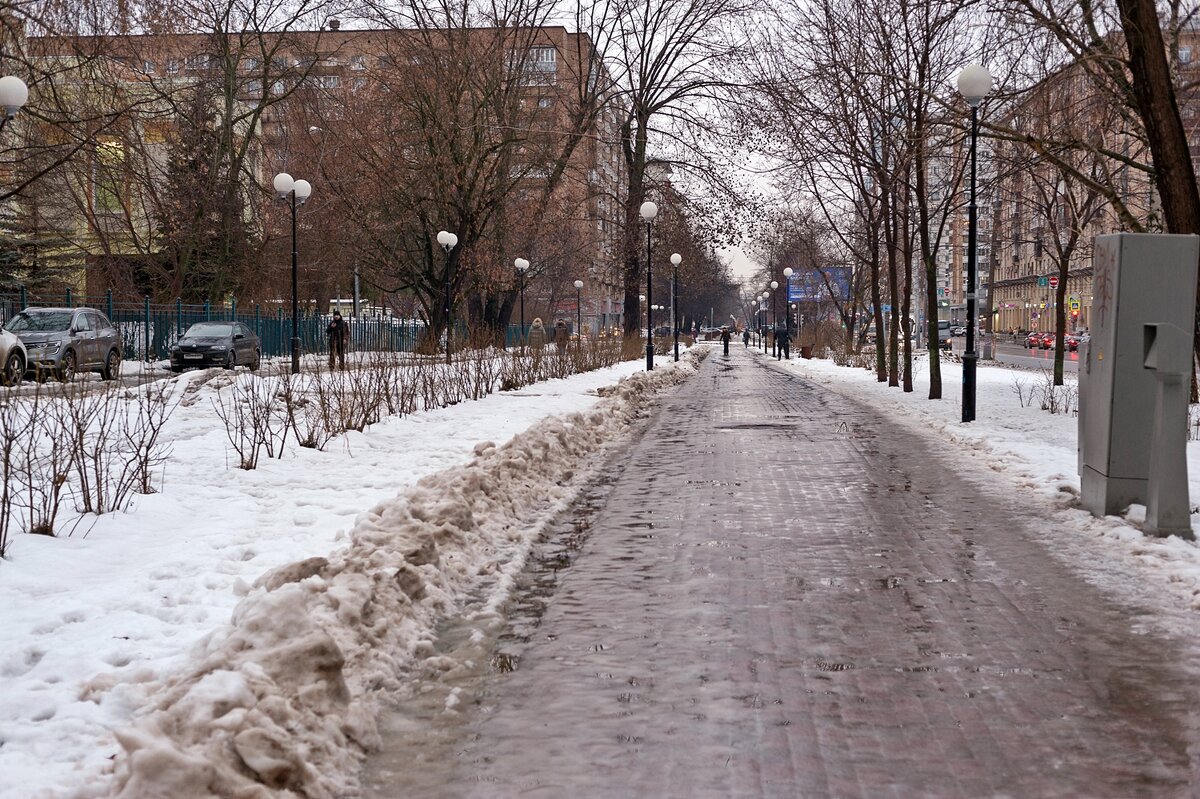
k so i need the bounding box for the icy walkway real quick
[364,346,1200,797]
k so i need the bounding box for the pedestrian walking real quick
[720,325,732,356]
[527,317,548,351]
[742,329,750,348]
[554,319,569,353]
[326,310,349,370]
[776,319,790,360]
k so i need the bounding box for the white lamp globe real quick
[957,64,992,106]
[783,267,793,278]
[273,172,294,197]
[639,201,658,222]
[293,179,312,203]
[770,281,779,290]
[670,253,682,266]
[574,280,584,289]
[0,75,28,117]
[514,258,530,272]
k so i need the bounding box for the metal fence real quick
[0,289,531,362]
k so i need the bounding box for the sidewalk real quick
[368,345,1200,797]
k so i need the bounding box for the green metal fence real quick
[0,290,504,362]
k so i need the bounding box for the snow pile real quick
[102,351,702,799]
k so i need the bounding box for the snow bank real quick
[101,351,703,799]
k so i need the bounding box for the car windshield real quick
[184,323,233,337]
[6,311,73,332]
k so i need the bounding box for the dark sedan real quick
[170,322,261,372]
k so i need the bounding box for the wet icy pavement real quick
[362,346,1200,797]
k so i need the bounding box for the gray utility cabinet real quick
[1079,233,1198,522]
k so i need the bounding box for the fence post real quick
[66,287,72,307]
[278,308,284,359]
[143,295,151,362]
[255,304,261,341]
[106,288,113,321]
[176,297,182,336]
[231,296,237,321]
[204,299,211,321]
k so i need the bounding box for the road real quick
[944,336,1082,373]
[360,346,1199,798]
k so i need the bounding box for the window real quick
[93,140,125,213]
[1182,46,1193,64]
[166,59,179,75]
[244,57,260,71]
[245,79,263,97]
[315,75,341,89]
[142,60,155,74]
[185,54,210,71]
[517,46,557,85]
[73,312,93,332]
[270,80,285,96]
[352,77,367,91]
[350,55,366,71]
[538,97,553,108]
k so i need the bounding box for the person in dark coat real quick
[326,310,349,370]
[742,329,750,348]
[775,318,790,360]
[554,319,569,353]
[720,325,732,356]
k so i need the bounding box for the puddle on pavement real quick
[357,465,619,797]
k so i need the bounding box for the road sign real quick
[1037,276,1048,287]
[1049,276,1059,288]
[1070,300,1080,311]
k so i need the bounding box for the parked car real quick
[6,307,122,381]
[0,328,26,387]
[170,321,261,372]
[937,320,953,351]
[951,325,966,336]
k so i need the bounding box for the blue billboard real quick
[787,268,852,302]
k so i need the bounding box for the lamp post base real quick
[962,351,977,422]
[674,333,679,362]
[291,336,301,375]
[646,342,654,371]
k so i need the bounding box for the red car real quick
[1023,332,1042,349]
[1038,332,1055,349]
[1064,334,1080,352]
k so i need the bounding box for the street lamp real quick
[782,268,793,358]
[274,172,312,374]
[769,280,779,355]
[760,291,769,349]
[437,229,458,365]
[957,63,992,423]
[670,253,682,362]
[640,200,658,370]
[574,279,584,351]
[0,76,28,133]
[515,257,530,350]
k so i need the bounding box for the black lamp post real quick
[0,75,28,134]
[957,63,992,423]
[640,201,658,370]
[515,257,529,350]
[760,292,769,349]
[437,229,459,365]
[782,268,793,359]
[274,172,313,374]
[670,252,682,361]
[574,279,584,351]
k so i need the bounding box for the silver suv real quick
[6,307,123,381]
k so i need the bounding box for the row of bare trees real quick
[0,0,748,351]
[735,0,1200,394]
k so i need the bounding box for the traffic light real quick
[1071,310,1079,319]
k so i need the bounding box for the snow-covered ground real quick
[5,343,1200,798]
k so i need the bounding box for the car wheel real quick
[250,349,261,371]
[1,351,23,387]
[170,365,183,374]
[59,351,76,382]
[224,351,235,370]
[101,349,120,381]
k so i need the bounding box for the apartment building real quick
[20,23,626,322]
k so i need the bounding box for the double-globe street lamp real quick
[957,63,992,423]
[640,200,658,370]
[769,280,779,354]
[514,257,530,350]
[273,172,313,374]
[760,291,769,349]
[670,252,682,362]
[437,230,458,365]
[574,279,584,351]
[0,76,29,133]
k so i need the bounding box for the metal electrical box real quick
[1079,233,1198,518]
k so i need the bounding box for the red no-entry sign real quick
[1048,276,1059,288]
